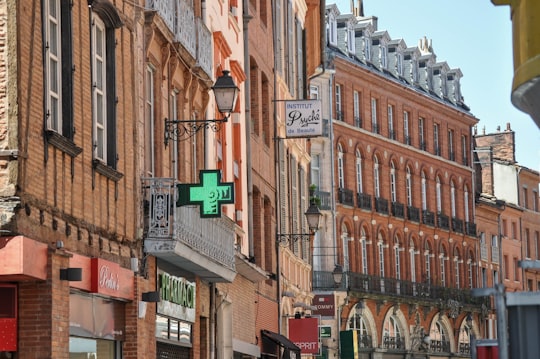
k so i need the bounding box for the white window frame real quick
[371,98,377,132]
[394,242,401,280]
[311,154,321,190]
[440,252,446,286]
[434,123,439,154]
[403,111,410,144]
[390,162,396,202]
[397,52,403,76]
[468,260,473,288]
[145,65,155,177]
[356,151,363,193]
[451,181,456,217]
[361,236,368,274]
[378,241,385,277]
[418,117,425,148]
[455,256,461,289]
[381,46,387,68]
[374,156,380,198]
[338,144,344,188]
[421,172,427,211]
[335,84,342,118]
[436,176,442,213]
[45,0,62,133]
[364,37,371,61]
[353,91,360,126]
[388,105,394,139]
[409,245,417,283]
[92,15,107,162]
[464,186,470,222]
[406,167,412,207]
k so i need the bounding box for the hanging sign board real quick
[285,100,322,138]
[177,170,235,218]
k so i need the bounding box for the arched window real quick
[451,181,456,217]
[361,228,368,274]
[383,316,403,349]
[378,237,385,278]
[430,321,450,353]
[374,156,380,197]
[440,247,447,286]
[464,185,470,222]
[394,235,401,280]
[406,167,412,206]
[390,161,397,202]
[421,171,427,210]
[454,248,462,289]
[356,150,363,193]
[337,144,344,188]
[436,176,442,213]
[424,242,432,283]
[409,239,418,283]
[347,303,371,348]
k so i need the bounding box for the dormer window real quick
[381,46,388,69]
[397,53,403,76]
[347,26,355,54]
[328,11,338,46]
[364,37,371,61]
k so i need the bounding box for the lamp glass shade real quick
[332,264,343,285]
[304,203,322,231]
[212,70,239,114]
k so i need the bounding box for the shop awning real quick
[262,329,301,352]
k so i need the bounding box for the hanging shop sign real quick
[288,317,320,355]
[177,170,234,218]
[157,268,196,323]
[285,100,322,138]
[68,254,134,301]
[312,294,335,317]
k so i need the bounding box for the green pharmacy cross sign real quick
[177,170,235,218]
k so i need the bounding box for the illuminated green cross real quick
[176,170,235,218]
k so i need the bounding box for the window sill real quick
[45,130,83,157]
[92,160,123,182]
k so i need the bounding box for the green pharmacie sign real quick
[177,170,235,218]
[157,270,196,322]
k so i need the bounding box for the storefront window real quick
[156,314,192,345]
[69,337,116,358]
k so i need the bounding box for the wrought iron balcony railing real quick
[422,210,435,226]
[357,192,372,210]
[315,190,332,210]
[146,0,212,78]
[438,213,450,230]
[312,271,488,307]
[465,222,477,237]
[142,178,236,280]
[452,217,464,233]
[383,335,405,350]
[375,197,389,214]
[407,206,420,222]
[338,188,355,206]
[391,201,405,218]
[431,340,451,353]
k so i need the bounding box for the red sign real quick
[288,317,319,355]
[312,294,335,317]
[69,254,134,300]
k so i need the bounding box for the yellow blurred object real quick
[492,0,540,128]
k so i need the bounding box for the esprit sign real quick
[288,317,320,355]
[157,269,196,322]
[285,100,322,138]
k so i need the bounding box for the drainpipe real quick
[243,0,254,259]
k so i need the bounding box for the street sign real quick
[177,170,235,218]
[320,325,331,338]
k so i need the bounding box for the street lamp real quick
[332,264,343,287]
[276,188,322,246]
[164,70,239,144]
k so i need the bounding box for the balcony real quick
[357,192,372,211]
[143,178,236,283]
[437,212,450,230]
[146,0,212,78]
[452,217,464,233]
[313,271,488,307]
[315,190,332,210]
[407,206,420,222]
[391,202,405,218]
[338,188,355,207]
[375,197,389,215]
[383,335,405,350]
[431,340,451,353]
[422,210,435,227]
[465,222,477,237]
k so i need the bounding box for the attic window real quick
[388,47,396,53]
[447,74,454,80]
[372,39,380,45]
[419,61,426,68]
[404,54,411,60]
[433,69,440,75]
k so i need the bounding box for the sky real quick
[332,0,540,171]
